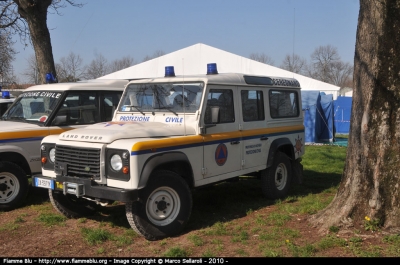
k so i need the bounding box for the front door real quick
[202,86,241,178]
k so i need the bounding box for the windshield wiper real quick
[8,117,27,122]
[157,106,178,116]
[128,105,146,116]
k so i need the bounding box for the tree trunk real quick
[310,0,400,233]
[15,0,56,84]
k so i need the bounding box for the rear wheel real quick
[0,162,29,210]
[261,151,292,199]
[49,190,97,218]
[126,170,192,240]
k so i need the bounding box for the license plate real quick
[33,177,55,189]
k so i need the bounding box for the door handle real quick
[230,141,240,145]
[260,136,269,141]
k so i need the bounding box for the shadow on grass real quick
[291,170,342,197]
[21,185,51,207]
[17,169,342,236]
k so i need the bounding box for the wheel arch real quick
[138,151,194,189]
[0,151,31,176]
[266,138,295,168]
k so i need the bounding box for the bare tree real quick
[22,54,40,84]
[142,50,165,62]
[109,55,135,73]
[57,52,85,82]
[84,52,109,80]
[0,30,16,85]
[329,61,353,88]
[305,45,353,87]
[308,45,340,83]
[280,54,307,74]
[311,0,400,233]
[0,1,83,84]
[249,52,275,65]
[0,1,26,40]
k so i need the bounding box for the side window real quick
[53,92,99,125]
[204,89,235,124]
[241,90,265,122]
[269,90,299,118]
[103,91,122,121]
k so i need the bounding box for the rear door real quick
[239,88,269,170]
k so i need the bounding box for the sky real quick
[11,0,360,83]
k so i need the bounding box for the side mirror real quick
[201,106,220,134]
[211,106,220,123]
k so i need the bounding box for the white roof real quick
[100,43,340,95]
[128,73,301,89]
[0,98,15,103]
[25,79,128,92]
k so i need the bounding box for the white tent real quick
[100,43,340,98]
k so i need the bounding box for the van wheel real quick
[261,152,292,199]
[126,170,192,241]
[0,162,29,210]
[49,190,97,218]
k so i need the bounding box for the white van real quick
[0,79,128,210]
[36,64,304,240]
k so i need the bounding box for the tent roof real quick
[99,43,340,93]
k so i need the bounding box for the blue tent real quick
[301,91,334,143]
[319,93,334,141]
[334,96,352,134]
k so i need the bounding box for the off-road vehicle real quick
[36,64,304,240]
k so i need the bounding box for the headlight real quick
[110,154,123,171]
[49,148,56,163]
[106,149,130,181]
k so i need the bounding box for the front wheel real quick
[261,151,292,199]
[126,170,192,241]
[0,162,29,210]
[49,190,97,218]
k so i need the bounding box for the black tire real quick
[0,161,29,211]
[49,189,97,218]
[126,170,192,241]
[261,151,292,199]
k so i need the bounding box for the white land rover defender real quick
[0,79,128,210]
[36,64,305,240]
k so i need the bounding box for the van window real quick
[241,90,265,122]
[205,89,235,124]
[269,90,299,118]
[121,83,204,113]
[54,92,99,125]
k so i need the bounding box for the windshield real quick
[119,82,204,114]
[2,91,63,123]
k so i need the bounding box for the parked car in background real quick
[0,79,128,210]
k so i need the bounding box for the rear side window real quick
[269,90,299,118]
[241,90,265,122]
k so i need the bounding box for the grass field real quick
[1,145,400,257]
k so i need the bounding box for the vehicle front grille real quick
[55,145,101,178]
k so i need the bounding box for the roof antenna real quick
[292,8,296,79]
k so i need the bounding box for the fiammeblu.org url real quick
[3,258,109,264]
[38,258,108,264]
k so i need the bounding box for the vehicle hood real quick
[0,121,42,133]
[59,121,196,143]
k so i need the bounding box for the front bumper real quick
[32,175,138,202]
